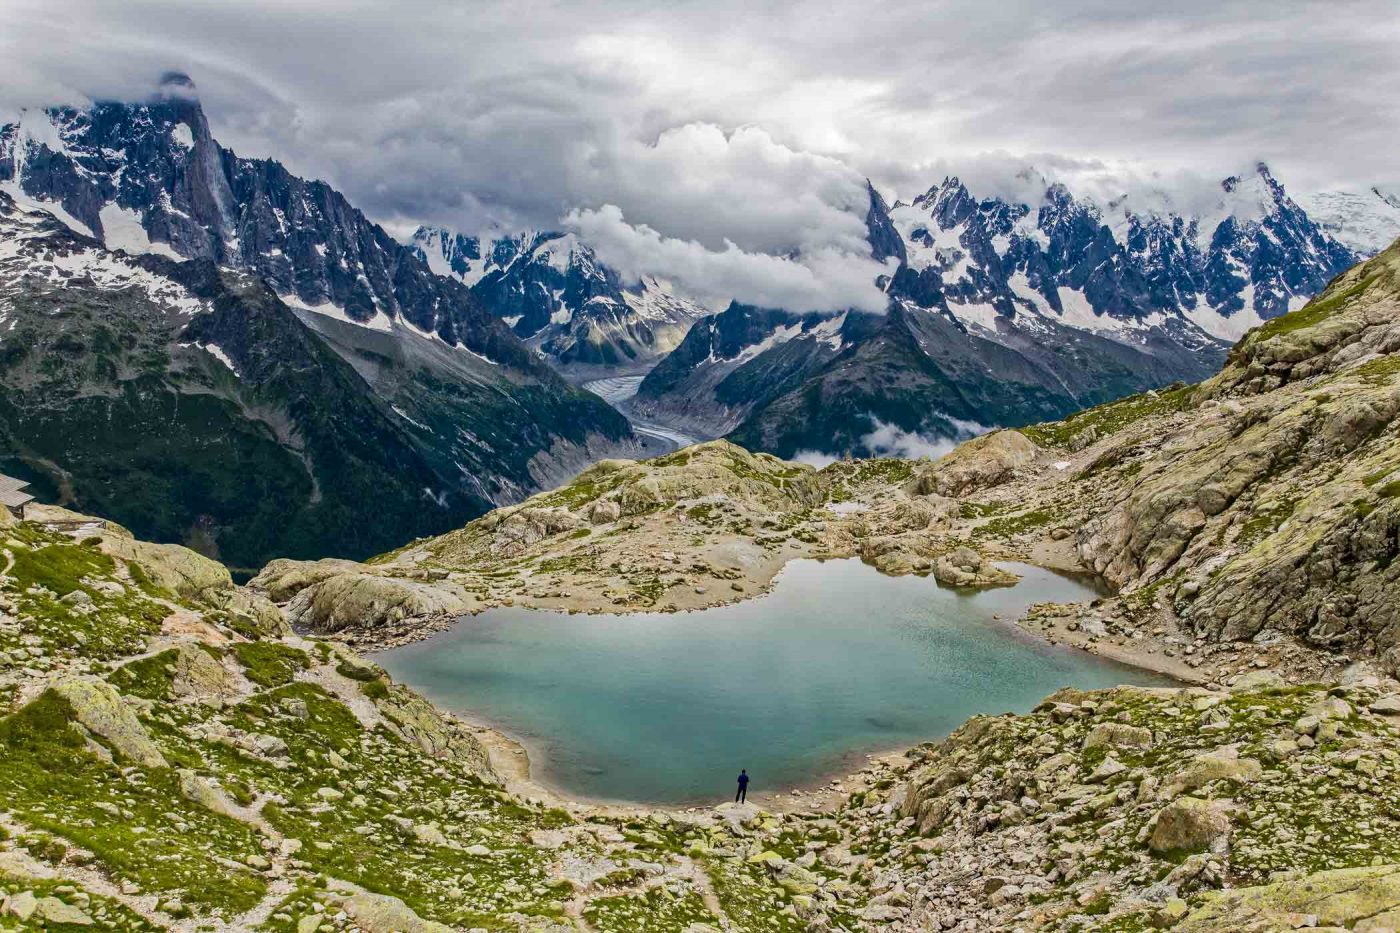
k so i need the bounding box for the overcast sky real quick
[3,0,1397,311]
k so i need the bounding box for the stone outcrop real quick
[909,430,1038,498]
[1076,240,1400,674]
[51,678,167,768]
[1180,864,1400,932]
[283,573,472,635]
[373,685,493,779]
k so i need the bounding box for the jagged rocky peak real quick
[413,223,708,376]
[863,179,906,265]
[0,77,539,359]
[882,161,1359,343]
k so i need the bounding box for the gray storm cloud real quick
[2,0,1396,312]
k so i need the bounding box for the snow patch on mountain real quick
[99,203,181,258]
[1298,188,1400,256]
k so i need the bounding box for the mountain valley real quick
[0,233,1398,930]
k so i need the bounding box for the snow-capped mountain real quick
[0,73,552,371]
[0,75,638,561]
[412,226,706,378]
[887,162,1356,343]
[636,165,1370,459]
[1298,187,1400,257]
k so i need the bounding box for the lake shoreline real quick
[368,557,1194,813]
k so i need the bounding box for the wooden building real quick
[0,474,34,520]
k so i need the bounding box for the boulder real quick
[51,678,167,768]
[1082,723,1154,751]
[35,897,92,926]
[3,891,37,922]
[177,769,241,817]
[1148,797,1232,855]
[1370,695,1400,716]
[170,644,241,699]
[284,573,471,634]
[335,891,454,933]
[587,499,621,525]
[1164,749,1263,796]
[908,431,1038,498]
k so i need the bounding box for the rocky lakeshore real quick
[0,239,1398,930]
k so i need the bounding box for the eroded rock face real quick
[284,573,471,634]
[909,430,1038,498]
[249,558,370,604]
[1074,241,1400,674]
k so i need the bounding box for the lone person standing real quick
[735,768,750,803]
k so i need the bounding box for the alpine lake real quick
[377,559,1174,805]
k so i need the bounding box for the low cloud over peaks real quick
[3,0,1396,313]
[566,205,895,314]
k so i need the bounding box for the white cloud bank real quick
[2,0,1396,311]
[566,204,894,313]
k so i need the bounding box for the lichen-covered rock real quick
[1164,748,1263,795]
[909,431,1038,497]
[1082,722,1154,751]
[34,897,92,926]
[489,507,582,556]
[1075,242,1400,674]
[1180,864,1400,932]
[177,769,241,818]
[169,643,242,699]
[1149,796,1233,855]
[51,677,167,768]
[248,558,369,604]
[335,891,454,933]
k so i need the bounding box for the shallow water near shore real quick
[377,559,1173,805]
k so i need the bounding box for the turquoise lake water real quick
[377,559,1173,805]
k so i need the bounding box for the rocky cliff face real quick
[412,226,706,380]
[1075,238,1400,673]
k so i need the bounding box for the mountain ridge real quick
[634,163,1365,458]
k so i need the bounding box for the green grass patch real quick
[233,642,310,687]
[1021,384,1194,448]
[0,691,267,914]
